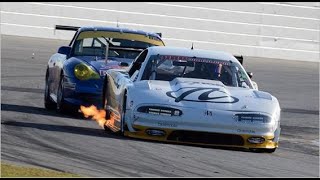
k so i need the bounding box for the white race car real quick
[102,46,281,153]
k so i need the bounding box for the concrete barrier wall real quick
[1,2,319,62]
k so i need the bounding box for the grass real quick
[1,162,81,177]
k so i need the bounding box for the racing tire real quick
[57,76,68,114]
[102,90,112,132]
[104,93,127,136]
[118,92,127,136]
[103,93,126,136]
[103,111,113,133]
[44,72,56,110]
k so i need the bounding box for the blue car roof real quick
[78,26,161,39]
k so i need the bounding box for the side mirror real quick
[247,72,253,79]
[234,55,243,64]
[58,46,71,56]
[119,62,129,67]
[252,81,259,90]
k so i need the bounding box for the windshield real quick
[72,31,164,58]
[73,37,155,58]
[141,55,253,88]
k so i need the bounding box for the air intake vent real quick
[167,130,244,146]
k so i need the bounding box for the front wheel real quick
[44,73,56,110]
[103,93,126,136]
[118,92,127,136]
[57,76,67,114]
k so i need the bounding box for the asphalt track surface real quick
[1,35,319,177]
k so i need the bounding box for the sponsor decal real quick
[77,31,164,46]
[241,105,248,110]
[177,81,225,88]
[99,70,108,76]
[204,110,213,116]
[166,87,239,103]
[99,65,121,76]
[158,121,178,127]
[159,55,231,66]
[237,129,255,134]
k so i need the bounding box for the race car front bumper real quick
[125,125,279,150]
[62,77,103,108]
[123,104,280,150]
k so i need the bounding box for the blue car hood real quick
[75,56,133,76]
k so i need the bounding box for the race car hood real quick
[132,78,279,115]
[75,56,133,76]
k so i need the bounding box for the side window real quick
[83,38,93,47]
[136,49,148,63]
[128,49,148,77]
[69,30,80,47]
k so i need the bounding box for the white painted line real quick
[0,11,319,43]
[2,22,319,55]
[28,2,319,32]
[260,2,320,10]
[0,22,54,30]
[163,37,320,54]
[2,10,318,44]
[0,11,118,26]
[0,7,319,43]
[147,2,320,21]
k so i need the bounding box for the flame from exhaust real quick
[80,105,108,128]
[80,105,119,129]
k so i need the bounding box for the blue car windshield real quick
[141,55,253,88]
[72,36,158,59]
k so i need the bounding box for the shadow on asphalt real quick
[1,86,44,94]
[1,121,127,140]
[1,103,84,120]
[2,118,257,153]
[1,104,268,154]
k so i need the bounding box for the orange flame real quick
[80,105,120,130]
[80,105,108,128]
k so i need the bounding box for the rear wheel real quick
[44,70,56,110]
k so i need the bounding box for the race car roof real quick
[79,26,161,39]
[147,46,239,63]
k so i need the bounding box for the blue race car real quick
[44,25,165,113]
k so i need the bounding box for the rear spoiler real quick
[156,33,162,38]
[234,55,243,65]
[55,25,80,31]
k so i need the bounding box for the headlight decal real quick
[235,113,271,123]
[137,106,182,116]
